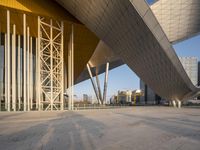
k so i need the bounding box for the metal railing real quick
[0,102,132,111]
[73,104,132,110]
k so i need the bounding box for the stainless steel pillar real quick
[17,35,21,110]
[68,24,74,110]
[37,16,41,111]
[7,10,11,112]
[23,14,27,111]
[12,24,16,111]
[61,21,64,110]
[36,37,38,110]
[103,62,109,104]
[27,27,30,111]
[50,19,53,111]
[30,37,33,109]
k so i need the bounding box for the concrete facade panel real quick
[56,0,200,100]
[151,0,200,43]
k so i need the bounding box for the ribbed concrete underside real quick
[151,0,200,43]
[56,0,200,100]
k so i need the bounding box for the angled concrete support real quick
[103,62,109,104]
[87,62,110,105]
[87,64,101,104]
[172,100,176,107]
[176,100,181,108]
[95,70,103,103]
[171,100,181,108]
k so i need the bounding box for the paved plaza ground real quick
[0,107,199,150]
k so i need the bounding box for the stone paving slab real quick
[0,107,199,150]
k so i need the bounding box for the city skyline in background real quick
[74,34,200,100]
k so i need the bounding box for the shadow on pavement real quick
[116,112,200,142]
[0,111,105,150]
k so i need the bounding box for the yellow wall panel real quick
[0,0,79,22]
[0,0,100,81]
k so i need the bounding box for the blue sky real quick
[74,1,200,100]
[74,64,139,100]
[173,35,200,59]
[147,0,156,5]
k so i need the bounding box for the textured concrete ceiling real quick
[88,41,121,68]
[76,41,124,83]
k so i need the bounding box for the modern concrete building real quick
[0,0,200,111]
[132,89,143,104]
[179,57,198,86]
[140,80,162,105]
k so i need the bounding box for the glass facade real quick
[0,33,5,109]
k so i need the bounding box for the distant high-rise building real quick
[140,80,161,105]
[198,62,200,86]
[179,57,198,86]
